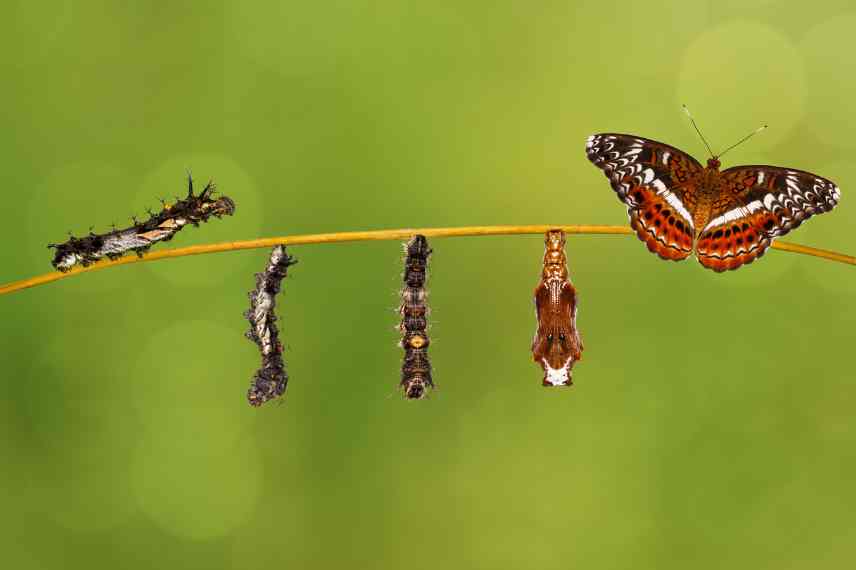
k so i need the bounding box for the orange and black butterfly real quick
[586,129,841,272]
[531,230,583,387]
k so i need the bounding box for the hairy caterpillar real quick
[399,235,433,399]
[531,230,583,386]
[244,245,297,407]
[47,175,235,272]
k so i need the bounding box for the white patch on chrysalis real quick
[542,357,573,386]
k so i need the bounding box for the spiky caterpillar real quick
[399,235,433,400]
[245,245,296,407]
[47,175,235,272]
[531,230,584,386]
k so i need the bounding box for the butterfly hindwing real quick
[628,188,695,260]
[694,208,776,272]
[586,134,700,261]
[696,166,841,272]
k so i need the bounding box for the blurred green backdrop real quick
[2,1,856,568]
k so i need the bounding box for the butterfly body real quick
[587,134,841,271]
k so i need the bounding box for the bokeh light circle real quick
[131,431,262,541]
[130,320,257,449]
[24,326,142,532]
[131,320,262,540]
[677,21,806,153]
[25,160,131,290]
[135,154,262,288]
[802,12,856,149]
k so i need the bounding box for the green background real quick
[2,1,856,568]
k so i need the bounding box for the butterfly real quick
[586,133,841,271]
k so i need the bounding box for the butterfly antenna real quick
[682,104,715,158]
[717,125,768,160]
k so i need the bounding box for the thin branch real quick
[1,224,854,296]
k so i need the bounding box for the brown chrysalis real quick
[48,175,235,272]
[531,230,583,386]
[245,245,296,407]
[399,235,433,399]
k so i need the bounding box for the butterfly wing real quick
[695,166,841,272]
[586,134,701,261]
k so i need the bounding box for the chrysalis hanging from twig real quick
[244,245,297,407]
[531,230,583,386]
[47,175,235,272]
[399,235,433,399]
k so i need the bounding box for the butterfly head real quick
[706,157,721,170]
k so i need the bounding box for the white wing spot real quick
[786,175,800,195]
[763,193,777,210]
[703,200,764,231]
[662,190,694,229]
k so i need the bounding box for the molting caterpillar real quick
[245,245,296,407]
[47,175,235,272]
[399,235,433,400]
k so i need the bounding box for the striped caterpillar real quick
[399,235,433,399]
[531,230,583,386]
[244,245,297,407]
[47,175,235,272]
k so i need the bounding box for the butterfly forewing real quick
[586,134,699,261]
[695,166,841,271]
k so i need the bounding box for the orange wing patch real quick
[695,210,778,272]
[627,186,694,261]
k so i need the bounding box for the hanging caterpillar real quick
[531,230,583,386]
[399,235,433,399]
[244,245,297,407]
[47,175,235,272]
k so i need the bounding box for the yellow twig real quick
[1,224,854,296]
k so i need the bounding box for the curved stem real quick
[1,224,854,296]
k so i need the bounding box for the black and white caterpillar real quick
[398,235,433,400]
[48,175,235,272]
[244,245,297,407]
